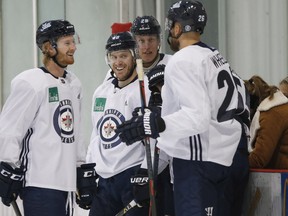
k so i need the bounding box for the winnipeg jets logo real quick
[53,99,75,144]
[40,22,51,31]
[61,110,73,131]
[97,109,125,149]
[103,118,115,137]
[172,1,182,8]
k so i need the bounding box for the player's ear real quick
[174,22,182,35]
[42,41,56,56]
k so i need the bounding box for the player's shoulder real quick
[172,42,218,64]
[12,68,47,87]
[65,70,82,87]
[15,68,44,80]
[93,77,114,95]
[158,53,173,65]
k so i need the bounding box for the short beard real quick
[169,37,180,52]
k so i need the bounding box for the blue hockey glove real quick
[115,108,166,145]
[76,163,98,210]
[0,162,24,206]
[130,169,150,207]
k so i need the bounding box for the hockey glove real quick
[0,162,24,206]
[146,64,165,92]
[130,169,150,207]
[148,92,162,108]
[116,108,166,145]
[76,163,98,210]
[132,105,161,117]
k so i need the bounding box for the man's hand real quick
[76,163,98,210]
[0,162,24,206]
[130,169,150,207]
[115,108,165,145]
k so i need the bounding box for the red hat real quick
[111,22,132,34]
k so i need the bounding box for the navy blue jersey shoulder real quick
[194,42,216,52]
[159,53,165,62]
[111,76,138,88]
[39,66,67,78]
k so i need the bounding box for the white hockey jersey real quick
[0,67,85,191]
[158,42,244,167]
[100,54,173,175]
[86,77,151,178]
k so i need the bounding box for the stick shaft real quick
[136,59,157,216]
[115,200,137,216]
[11,200,22,216]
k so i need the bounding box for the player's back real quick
[159,42,243,166]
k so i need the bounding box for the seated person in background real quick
[279,76,288,97]
[245,75,288,169]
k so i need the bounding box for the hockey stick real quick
[11,200,22,216]
[115,199,137,216]
[136,59,157,216]
[153,141,160,187]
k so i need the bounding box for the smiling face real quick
[107,50,135,81]
[55,35,77,65]
[135,34,160,67]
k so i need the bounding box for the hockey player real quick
[116,1,250,216]
[130,15,171,73]
[0,20,97,216]
[103,22,133,82]
[85,31,149,216]
[104,16,172,81]
[146,64,175,216]
[131,15,174,216]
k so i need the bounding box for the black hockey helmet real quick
[147,64,165,92]
[105,31,136,53]
[36,19,75,49]
[131,16,161,36]
[166,1,207,34]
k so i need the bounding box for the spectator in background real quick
[279,76,288,97]
[245,75,288,169]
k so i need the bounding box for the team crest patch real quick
[53,99,75,144]
[97,109,125,149]
[94,98,106,112]
[49,87,59,102]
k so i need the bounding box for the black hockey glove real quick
[146,64,165,92]
[0,162,24,206]
[132,105,161,118]
[115,108,166,145]
[76,163,98,210]
[130,169,150,207]
[148,92,162,114]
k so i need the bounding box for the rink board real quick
[243,169,288,216]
